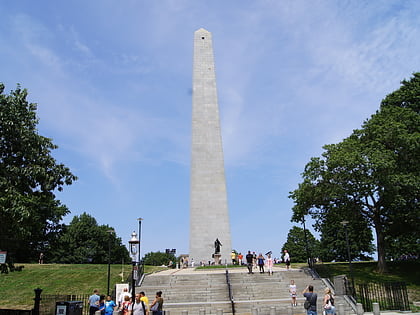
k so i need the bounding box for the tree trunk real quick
[374,222,388,273]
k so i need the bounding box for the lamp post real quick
[128,231,139,303]
[302,215,312,269]
[137,218,143,263]
[341,220,355,296]
[107,229,114,296]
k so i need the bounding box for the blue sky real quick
[1,1,419,260]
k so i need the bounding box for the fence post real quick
[216,309,223,315]
[372,302,380,315]
[199,309,205,315]
[356,302,364,315]
[181,310,188,315]
[252,307,258,315]
[33,288,43,315]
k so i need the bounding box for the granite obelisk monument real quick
[190,28,232,265]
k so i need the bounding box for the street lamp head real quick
[137,218,143,221]
[129,231,139,244]
[129,231,139,257]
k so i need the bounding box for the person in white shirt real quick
[283,250,291,270]
[131,293,147,315]
[119,288,131,308]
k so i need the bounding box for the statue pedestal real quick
[213,254,221,265]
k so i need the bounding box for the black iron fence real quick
[358,282,410,312]
[0,310,32,315]
[40,294,90,315]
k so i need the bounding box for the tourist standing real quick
[104,295,117,315]
[119,288,131,308]
[120,296,131,315]
[257,253,265,273]
[283,250,291,270]
[237,253,243,265]
[231,251,237,265]
[150,291,163,315]
[98,295,106,315]
[140,291,149,312]
[38,253,44,264]
[289,280,297,306]
[131,293,147,315]
[303,285,317,315]
[245,251,254,274]
[88,289,100,315]
[323,288,336,315]
[266,253,273,275]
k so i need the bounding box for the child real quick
[289,280,297,306]
[104,295,117,315]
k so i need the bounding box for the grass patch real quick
[0,264,166,309]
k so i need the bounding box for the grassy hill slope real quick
[0,264,165,309]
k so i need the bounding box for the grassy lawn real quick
[0,264,166,309]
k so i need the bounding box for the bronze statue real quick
[214,238,222,254]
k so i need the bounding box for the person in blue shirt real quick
[88,289,100,315]
[303,285,318,315]
[104,295,117,315]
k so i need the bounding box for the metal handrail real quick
[225,268,236,315]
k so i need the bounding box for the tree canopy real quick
[281,226,320,263]
[143,251,176,266]
[289,73,420,272]
[48,212,130,264]
[0,83,77,262]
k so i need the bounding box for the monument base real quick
[213,254,221,265]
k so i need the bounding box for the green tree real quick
[290,73,420,273]
[281,226,320,263]
[48,212,130,264]
[314,206,374,262]
[143,251,176,266]
[0,84,77,262]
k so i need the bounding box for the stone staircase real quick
[138,267,355,315]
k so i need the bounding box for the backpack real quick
[304,293,315,310]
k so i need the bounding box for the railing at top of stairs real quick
[225,267,235,315]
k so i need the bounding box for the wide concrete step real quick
[138,267,355,315]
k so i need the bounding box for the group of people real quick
[298,282,336,315]
[88,288,164,315]
[242,249,291,275]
